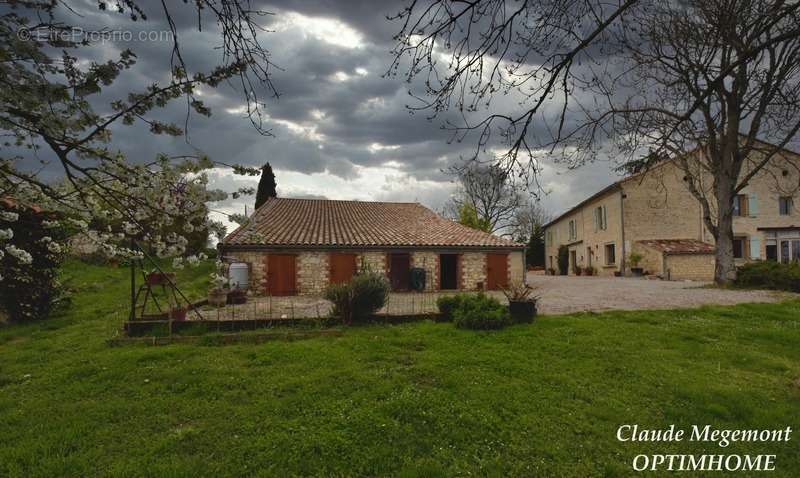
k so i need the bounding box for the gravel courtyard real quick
[526,273,790,315]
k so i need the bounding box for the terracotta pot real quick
[226,288,247,305]
[170,308,187,321]
[146,272,176,286]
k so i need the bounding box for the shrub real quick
[324,270,390,324]
[436,294,464,321]
[628,252,643,268]
[0,202,68,322]
[452,293,511,330]
[735,261,800,292]
[557,245,569,275]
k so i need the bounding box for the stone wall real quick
[224,251,266,293]
[632,242,665,277]
[357,251,387,275]
[665,254,715,281]
[296,251,330,295]
[411,251,439,291]
[222,248,524,294]
[509,251,524,283]
[461,252,486,290]
[622,160,706,244]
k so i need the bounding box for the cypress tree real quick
[254,163,277,210]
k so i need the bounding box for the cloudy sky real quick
[27,0,623,231]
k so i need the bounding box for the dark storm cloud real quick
[17,0,617,217]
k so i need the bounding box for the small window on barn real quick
[604,243,616,265]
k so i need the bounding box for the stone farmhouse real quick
[219,198,525,295]
[543,144,800,281]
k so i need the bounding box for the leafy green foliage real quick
[628,252,643,267]
[457,203,491,232]
[254,163,277,210]
[452,293,511,330]
[526,223,545,267]
[435,294,464,321]
[0,203,67,322]
[324,270,390,324]
[735,261,800,292]
[557,245,569,275]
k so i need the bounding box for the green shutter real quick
[748,194,758,217]
[749,237,760,259]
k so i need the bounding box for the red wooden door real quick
[329,253,357,284]
[486,253,508,290]
[267,254,296,296]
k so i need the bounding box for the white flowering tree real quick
[0,1,277,319]
[0,200,68,322]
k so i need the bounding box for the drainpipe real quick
[619,189,626,275]
[523,245,528,283]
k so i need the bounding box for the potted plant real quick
[500,281,540,324]
[145,270,176,286]
[628,252,644,277]
[208,273,229,307]
[583,266,594,276]
[574,266,583,276]
[547,267,556,276]
[170,306,187,321]
[227,286,248,305]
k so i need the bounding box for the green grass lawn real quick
[1,260,799,477]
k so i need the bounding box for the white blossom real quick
[122,221,139,235]
[0,211,19,222]
[6,245,33,264]
[69,218,89,230]
[0,228,13,241]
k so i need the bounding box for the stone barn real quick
[218,198,525,295]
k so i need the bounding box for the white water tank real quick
[229,262,249,290]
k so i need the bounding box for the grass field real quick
[1,260,799,477]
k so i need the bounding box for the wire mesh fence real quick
[193,291,509,321]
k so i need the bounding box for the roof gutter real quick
[219,243,525,253]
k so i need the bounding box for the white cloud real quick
[204,164,455,233]
[272,12,364,49]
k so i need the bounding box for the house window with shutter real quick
[732,195,748,216]
[779,196,792,215]
[568,220,576,240]
[732,237,746,259]
[604,243,616,265]
[594,206,607,231]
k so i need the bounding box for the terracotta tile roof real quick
[637,239,715,255]
[0,197,44,213]
[222,198,523,249]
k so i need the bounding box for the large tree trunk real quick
[714,178,737,285]
[714,216,737,284]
